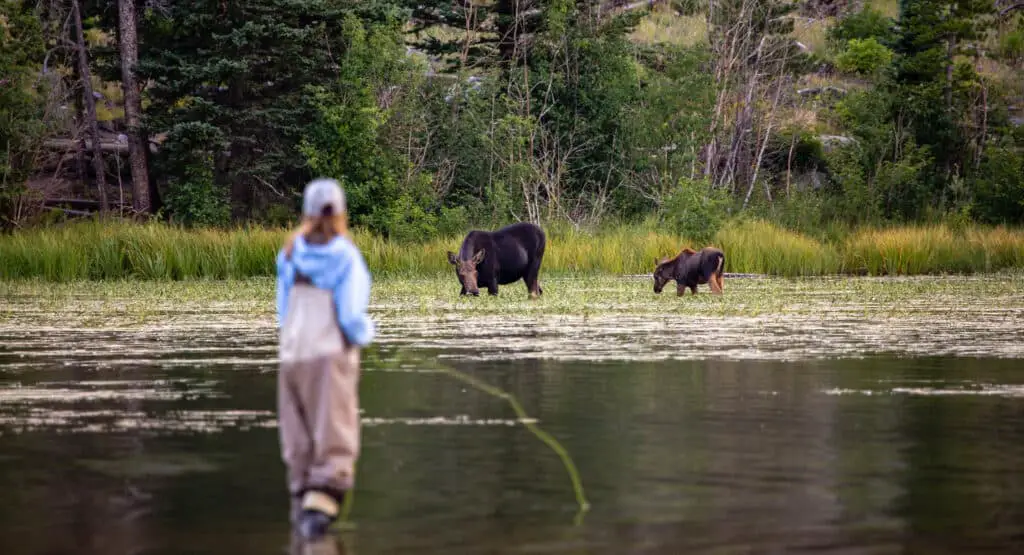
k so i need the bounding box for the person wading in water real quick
[276,178,375,540]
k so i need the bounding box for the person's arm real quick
[276,249,294,329]
[333,246,375,347]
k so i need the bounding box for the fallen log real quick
[44,198,130,211]
[43,138,128,153]
[797,86,848,97]
[42,136,163,154]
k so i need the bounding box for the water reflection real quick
[290,534,344,555]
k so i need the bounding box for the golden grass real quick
[842,225,1024,275]
[630,8,707,47]
[866,0,900,19]
[1,220,1023,281]
[791,17,833,55]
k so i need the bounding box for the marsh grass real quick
[716,220,840,276]
[1,219,1024,281]
[842,225,1024,275]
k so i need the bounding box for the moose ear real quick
[447,251,457,265]
[472,249,486,264]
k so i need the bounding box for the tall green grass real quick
[843,225,1024,275]
[717,220,840,276]
[0,221,282,281]
[1,219,1023,281]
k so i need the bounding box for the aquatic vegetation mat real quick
[2,274,1021,362]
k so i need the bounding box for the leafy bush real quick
[0,4,47,228]
[156,122,230,227]
[660,177,731,243]
[970,147,1024,225]
[835,38,893,75]
[300,15,439,239]
[828,7,896,46]
[760,129,827,175]
[162,156,231,227]
[999,29,1024,63]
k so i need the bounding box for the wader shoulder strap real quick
[285,249,314,285]
[286,250,351,347]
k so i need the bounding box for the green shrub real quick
[1000,29,1024,63]
[828,7,897,47]
[162,155,231,227]
[0,3,48,229]
[970,147,1024,225]
[835,38,894,75]
[660,177,731,243]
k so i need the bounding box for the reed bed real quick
[716,220,840,276]
[1,219,1023,281]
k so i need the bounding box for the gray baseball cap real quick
[302,178,346,217]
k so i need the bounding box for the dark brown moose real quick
[653,246,725,296]
[447,222,546,298]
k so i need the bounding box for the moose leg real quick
[711,273,724,295]
[525,258,543,299]
[709,279,721,295]
[690,285,698,295]
[676,282,687,297]
[486,279,499,296]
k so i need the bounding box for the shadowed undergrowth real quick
[0,220,1023,281]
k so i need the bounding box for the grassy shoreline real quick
[1,220,1023,281]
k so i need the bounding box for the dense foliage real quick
[1,0,1022,235]
[0,2,49,226]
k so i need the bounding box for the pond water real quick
[1,283,1024,554]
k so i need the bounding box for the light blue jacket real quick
[276,235,375,347]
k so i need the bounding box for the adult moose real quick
[653,246,725,296]
[447,222,546,298]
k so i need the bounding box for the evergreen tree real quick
[0,1,47,227]
[406,0,547,70]
[136,0,365,223]
[892,0,994,192]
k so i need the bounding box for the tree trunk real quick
[943,35,956,179]
[945,36,955,111]
[71,0,108,212]
[70,60,88,197]
[118,0,151,215]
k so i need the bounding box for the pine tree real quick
[893,0,994,183]
[0,1,47,227]
[406,0,547,70]
[136,0,361,223]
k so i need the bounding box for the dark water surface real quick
[2,320,1024,554]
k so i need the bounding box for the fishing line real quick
[336,358,590,529]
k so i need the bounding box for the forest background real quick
[1,0,1023,278]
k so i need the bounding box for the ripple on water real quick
[2,278,1023,438]
[823,384,1024,398]
[0,376,536,435]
